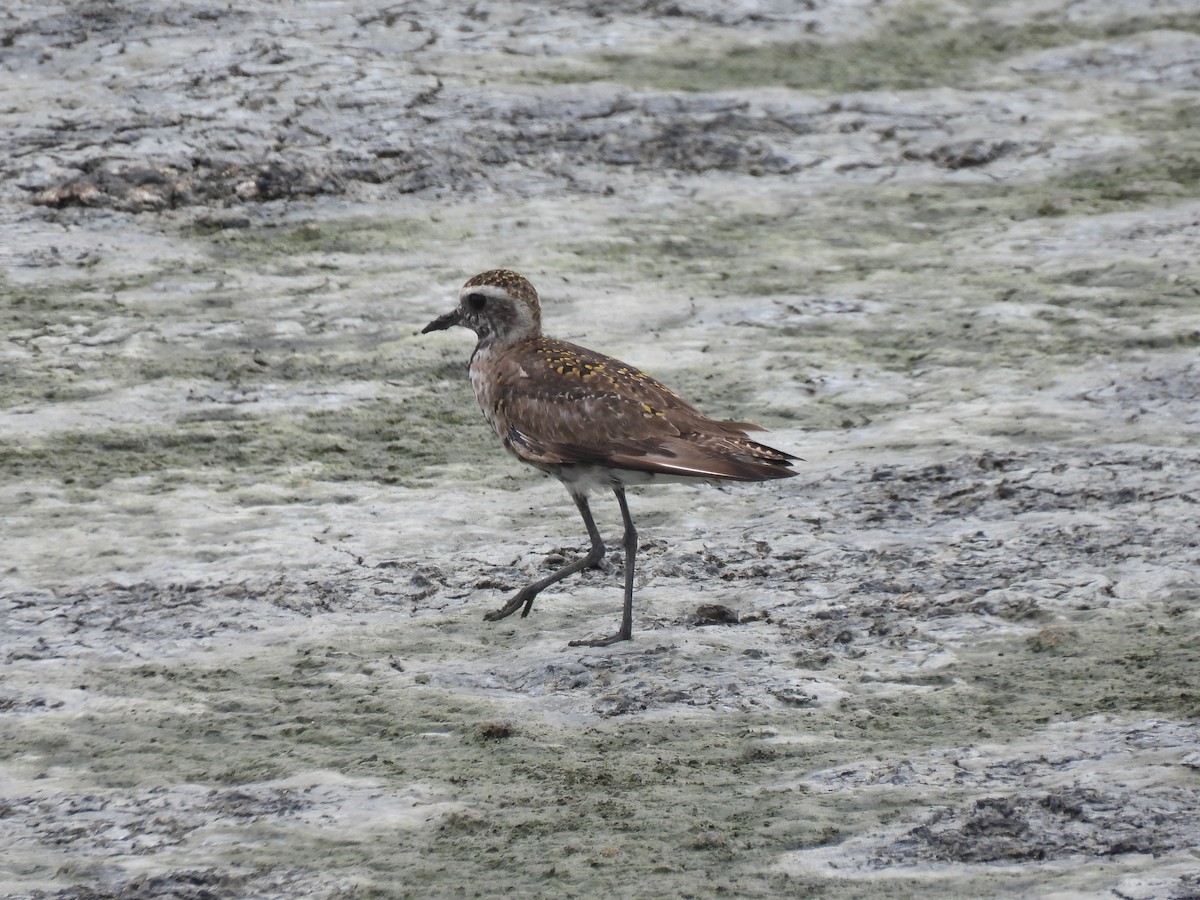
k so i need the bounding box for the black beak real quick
[421,309,462,334]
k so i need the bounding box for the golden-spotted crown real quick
[463,269,540,308]
[456,269,544,343]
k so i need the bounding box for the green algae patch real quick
[928,606,1200,734]
[559,180,1200,396]
[1,212,461,411]
[198,214,449,272]
[2,590,1196,896]
[0,631,845,895]
[0,391,496,491]
[538,10,1200,93]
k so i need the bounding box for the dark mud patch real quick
[883,787,1200,864]
[783,718,1200,893]
[13,5,1199,213]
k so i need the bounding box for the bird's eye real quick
[466,292,488,312]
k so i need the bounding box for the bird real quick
[422,269,798,646]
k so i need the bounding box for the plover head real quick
[422,269,542,346]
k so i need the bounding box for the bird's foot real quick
[483,587,538,622]
[568,629,632,648]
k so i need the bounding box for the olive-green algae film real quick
[0,652,835,894]
[3,598,1195,896]
[1,213,464,410]
[7,165,1197,457]
[0,210,508,491]
[570,173,1200,286]
[199,214,451,270]
[4,200,1195,605]
[536,8,1200,93]
[0,392,497,491]
[562,184,1200,379]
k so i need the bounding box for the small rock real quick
[688,604,739,626]
[474,720,515,741]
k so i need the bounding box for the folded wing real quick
[494,339,797,482]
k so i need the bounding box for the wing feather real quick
[489,338,797,481]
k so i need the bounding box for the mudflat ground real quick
[2,1,1199,897]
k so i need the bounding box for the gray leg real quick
[484,492,605,622]
[569,486,637,647]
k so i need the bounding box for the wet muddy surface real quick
[2,1,1199,897]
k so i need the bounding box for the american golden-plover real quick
[423,269,797,646]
